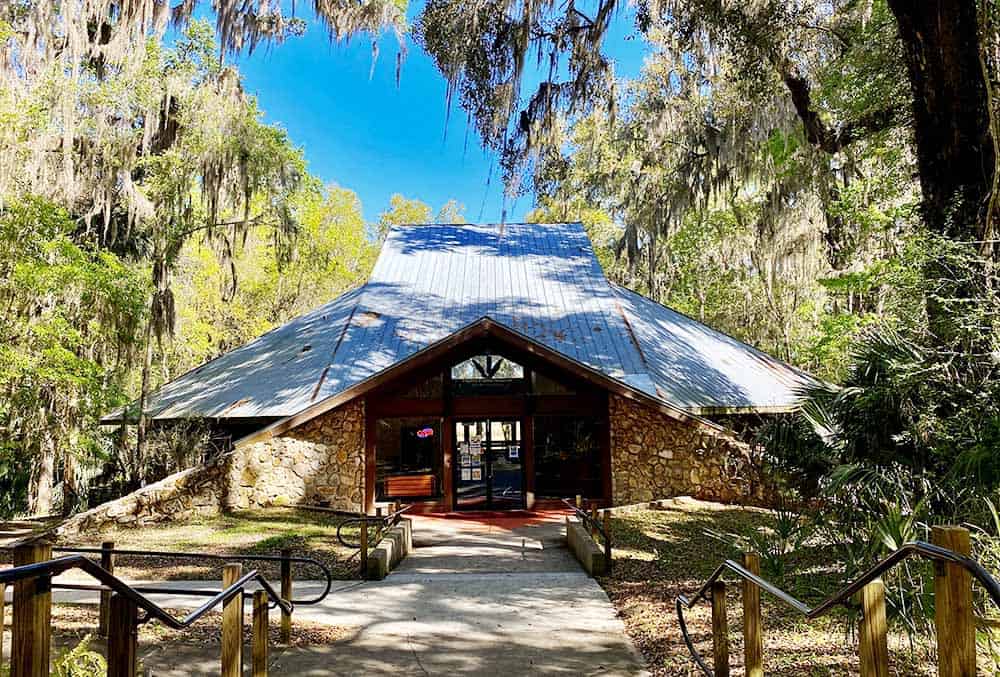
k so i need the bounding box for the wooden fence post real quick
[360,517,369,581]
[711,581,730,677]
[575,494,582,509]
[742,552,764,677]
[932,525,975,677]
[252,590,269,677]
[602,511,612,573]
[590,505,598,539]
[98,540,115,637]
[280,548,292,644]
[858,578,889,677]
[11,542,52,677]
[0,581,5,668]
[221,563,244,677]
[107,593,138,677]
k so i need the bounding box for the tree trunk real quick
[888,0,994,242]
[28,434,54,516]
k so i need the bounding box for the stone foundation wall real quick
[60,401,366,534]
[227,399,365,512]
[609,395,768,506]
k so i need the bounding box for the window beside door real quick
[375,418,441,499]
[534,416,604,499]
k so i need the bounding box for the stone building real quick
[89,222,811,528]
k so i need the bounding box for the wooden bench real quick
[385,474,436,497]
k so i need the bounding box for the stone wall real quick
[609,394,769,506]
[227,399,365,512]
[59,401,366,534]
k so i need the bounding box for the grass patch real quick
[599,499,935,676]
[54,508,361,582]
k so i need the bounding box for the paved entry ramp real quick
[284,511,649,675]
[34,511,648,675]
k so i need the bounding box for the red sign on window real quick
[416,427,434,439]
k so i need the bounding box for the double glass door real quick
[454,419,523,510]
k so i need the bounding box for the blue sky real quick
[231,4,650,223]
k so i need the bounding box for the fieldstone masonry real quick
[227,399,365,511]
[61,394,769,535]
[60,401,366,534]
[609,394,768,505]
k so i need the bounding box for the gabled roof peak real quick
[108,221,812,423]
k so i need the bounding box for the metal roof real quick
[118,222,811,421]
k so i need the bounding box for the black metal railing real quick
[0,554,291,629]
[336,503,411,549]
[676,539,1000,676]
[48,545,333,606]
[562,498,612,571]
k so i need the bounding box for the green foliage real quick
[54,635,108,676]
[0,196,147,515]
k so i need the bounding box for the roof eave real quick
[233,316,730,448]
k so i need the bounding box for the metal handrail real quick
[49,545,333,605]
[676,540,1000,676]
[561,498,610,544]
[336,504,411,549]
[0,555,291,629]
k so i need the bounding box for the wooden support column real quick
[221,563,244,677]
[932,526,975,677]
[11,542,52,677]
[280,549,292,644]
[107,593,138,677]
[98,540,114,637]
[364,404,377,514]
[858,578,889,677]
[523,412,535,510]
[742,552,764,677]
[252,590,269,677]
[360,518,369,580]
[442,415,454,511]
[711,581,730,677]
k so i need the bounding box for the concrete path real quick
[9,512,648,675]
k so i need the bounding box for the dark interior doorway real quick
[454,419,524,510]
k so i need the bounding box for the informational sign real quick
[471,457,481,467]
[461,468,471,481]
[508,445,520,459]
[460,453,471,466]
[471,468,482,481]
[469,439,482,454]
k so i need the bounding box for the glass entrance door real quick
[454,419,523,510]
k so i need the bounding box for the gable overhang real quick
[234,316,730,448]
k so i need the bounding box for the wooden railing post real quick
[932,525,975,677]
[575,494,582,509]
[107,593,139,677]
[221,563,244,677]
[360,517,369,581]
[252,590,269,677]
[711,581,730,677]
[11,542,52,677]
[280,548,292,644]
[590,505,598,539]
[602,511,612,573]
[742,551,764,677]
[0,581,6,668]
[98,540,115,637]
[858,578,889,677]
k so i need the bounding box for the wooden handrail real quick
[676,526,997,676]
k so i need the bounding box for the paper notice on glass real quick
[470,440,482,454]
[460,442,469,454]
[461,468,471,481]
[460,453,471,466]
[509,445,520,459]
[471,468,482,481]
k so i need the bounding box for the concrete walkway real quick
[10,512,648,675]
